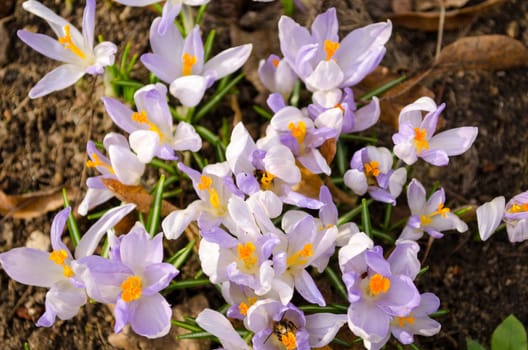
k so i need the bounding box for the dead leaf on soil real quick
[392,0,413,14]
[388,0,506,31]
[0,186,75,219]
[433,35,528,71]
[416,0,471,12]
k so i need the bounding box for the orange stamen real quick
[58,25,86,60]
[368,273,390,296]
[324,39,340,61]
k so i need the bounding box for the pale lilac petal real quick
[278,15,313,66]
[428,126,478,156]
[141,53,180,84]
[312,88,342,109]
[393,142,418,165]
[114,0,158,5]
[120,230,163,273]
[348,301,391,344]
[196,309,250,350]
[173,122,202,152]
[37,280,86,326]
[407,179,426,215]
[506,219,528,243]
[149,17,183,62]
[17,30,78,64]
[90,41,117,74]
[82,0,95,50]
[305,60,343,91]
[158,0,183,36]
[108,145,145,185]
[294,269,325,306]
[387,241,420,279]
[143,263,178,294]
[305,313,347,348]
[226,122,256,174]
[344,168,368,195]
[264,144,301,184]
[310,7,339,44]
[477,196,505,241]
[0,248,62,287]
[129,293,172,338]
[101,97,136,133]
[378,276,420,316]
[77,188,115,216]
[298,148,331,175]
[389,167,407,199]
[350,97,380,132]
[162,201,202,240]
[420,149,449,166]
[203,44,253,83]
[23,0,70,37]
[129,130,159,163]
[183,26,205,73]
[75,203,136,259]
[169,75,207,107]
[29,64,85,98]
[50,207,72,253]
[399,97,437,126]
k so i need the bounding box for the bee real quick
[264,316,298,346]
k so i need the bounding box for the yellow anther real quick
[364,160,381,177]
[86,153,115,174]
[239,302,249,316]
[259,172,275,190]
[368,273,390,297]
[121,275,143,303]
[510,203,528,213]
[287,243,313,267]
[413,127,429,154]
[324,39,340,61]
[131,110,163,141]
[62,264,75,278]
[272,58,280,67]
[396,315,415,328]
[420,214,432,225]
[238,242,258,270]
[198,175,213,191]
[209,188,221,209]
[420,203,451,226]
[288,121,306,145]
[49,249,68,265]
[182,53,197,76]
[335,103,345,112]
[58,25,87,60]
[281,331,297,350]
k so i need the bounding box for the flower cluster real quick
[4,1,520,349]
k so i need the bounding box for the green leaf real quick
[146,175,165,236]
[491,314,528,350]
[62,188,80,247]
[467,338,486,350]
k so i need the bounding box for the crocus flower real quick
[392,97,478,166]
[76,224,178,338]
[141,19,252,107]
[339,237,421,349]
[113,0,210,35]
[78,133,145,215]
[268,106,337,175]
[258,54,297,98]
[18,0,117,98]
[0,204,135,327]
[344,146,407,205]
[196,309,251,350]
[102,83,202,163]
[278,7,391,104]
[478,192,528,243]
[398,179,468,242]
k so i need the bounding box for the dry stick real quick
[421,236,435,265]
[74,76,99,207]
[435,0,446,61]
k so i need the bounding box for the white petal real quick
[196,309,249,350]
[203,44,253,82]
[169,75,207,107]
[428,127,478,156]
[344,169,368,195]
[29,64,84,99]
[173,122,202,152]
[129,130,159,163]
[476,196,505,241]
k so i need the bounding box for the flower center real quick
[396,315,415,328]
[86,153,115,174]
[58,25,87,60]
[281,331,297,350]
[132,110,163,141]
[420,203,450,226]
[368,273,390,297]
[324,39,340,61]
[509,203,528,213]
[413,127,429,154]
[182,53,197,76]
[237,242,258,271]
[364,160,380,177]
[288,121,306,145]
[287,243,313,268]
[121,275,143,302]
[238,297,257,316]
[258,171,275,190]
[49,249,74,278]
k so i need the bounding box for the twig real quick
[435,0,446,61]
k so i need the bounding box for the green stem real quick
[62,188,80,247]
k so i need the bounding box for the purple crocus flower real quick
[278,7,391,104]
[338,238,421,349]
[398,178,468,242]
[0,204,135,327]
[258,54,298,98]
[141,19,252,107]
[392,97,478,166]
[478,192,528,243]
[78,133,145,215]
[344,146,407,205]
[76,224,178,338]
[18,0,117,98]
[113,0,210,35]
[102,83,202,163]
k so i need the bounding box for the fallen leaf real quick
[320,138,337,165]
[0,186,75,219]
[433,35,528,71]
[392,0,413,14]
[292,165,324,200]
[416,0,471,12]
[389,0,506,31]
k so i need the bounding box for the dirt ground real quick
[0,0,527,349]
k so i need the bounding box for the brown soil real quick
[0,0,527,349]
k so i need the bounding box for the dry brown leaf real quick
[392,0,413,14]
[320,138,337,165]
[292,165,324,200]
[100,178,177,216]
[433,35,528,71]
[416,0,471,11]
[0,186,75,219]
[389,0,506,31]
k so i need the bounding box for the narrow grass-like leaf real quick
[339,134,378,143]
[195,3,208,25]
[325,266,348,301]
[298,304,347,314]
[119,42,131,76]
[149,158,177,174]
[177,332,217,340]
[253,105,273,120]
[371,228,395,243]
[280,0,294,16]
[337,200,372,226]
[289,80,301,107]
[146,175,165,236]
[361,198,372,238]
[171,320,202,332]
[382,203,393,229]
[203,29,216,62]
[163,279,211,293]
[62,188,80,247]
[359,75,406,101]
[336,140,347,176]
[194,73,245,122]
[111,80,144,89]
[167,239,196,268]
